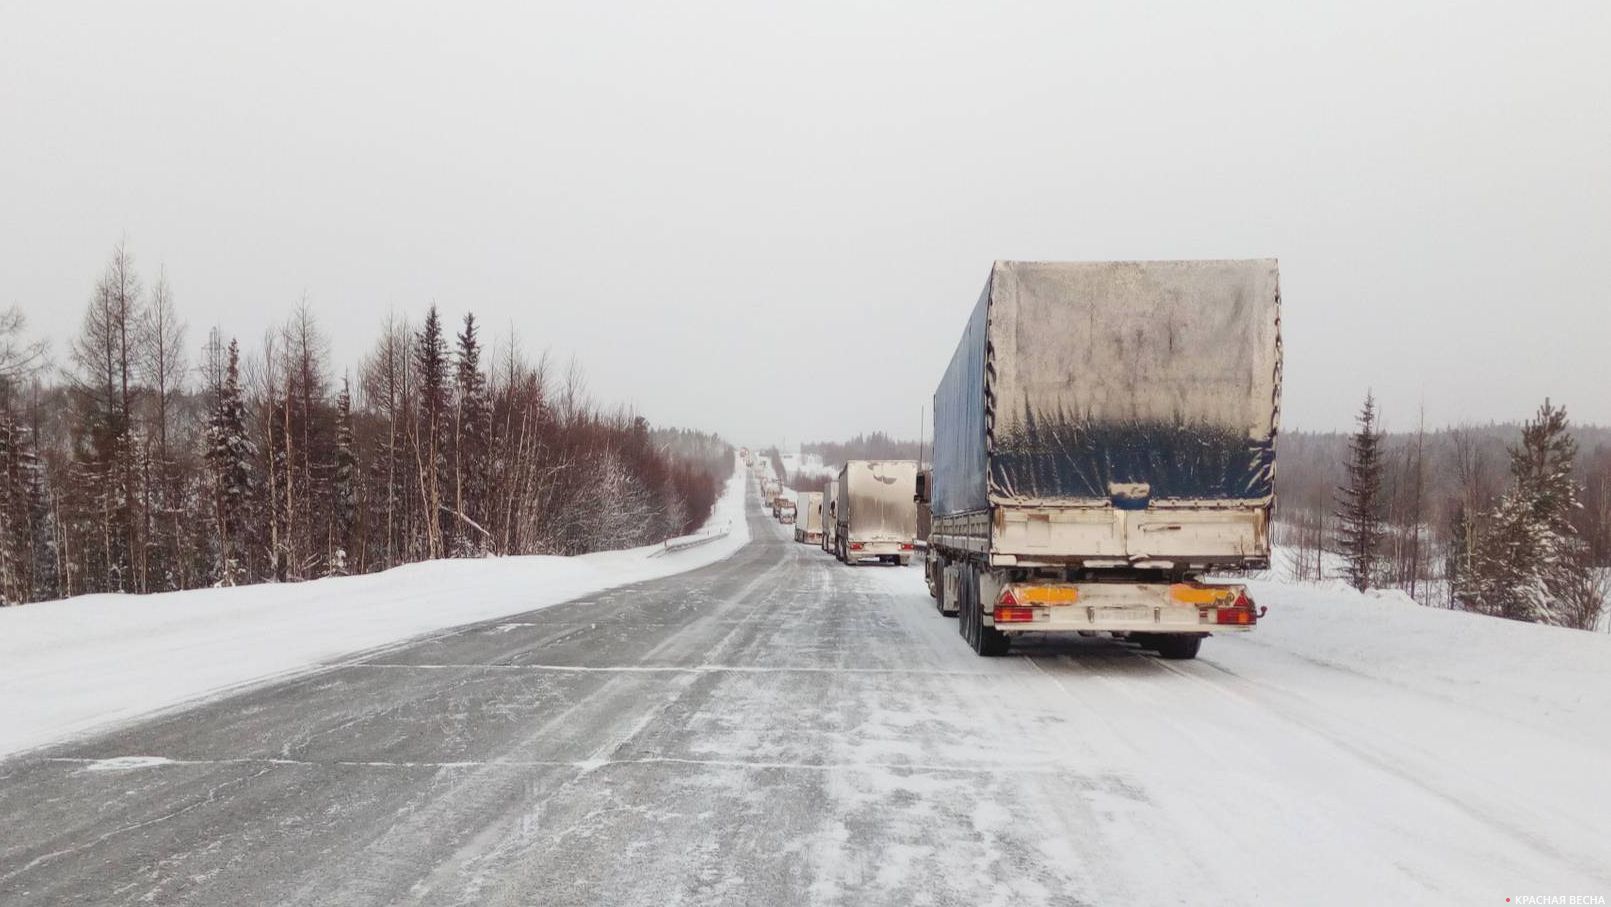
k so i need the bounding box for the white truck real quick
[833,460,919,566]
[794,491,824,544]
[925,260,1279,658]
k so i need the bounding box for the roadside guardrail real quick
[651,522,733,557]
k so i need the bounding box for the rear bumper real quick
[845,539,915,558]
[992,609,1250,635]
[983,579,1259,635]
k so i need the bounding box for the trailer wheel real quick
[957,569,974,645]
[1152,635,1203,660]
[960,564,1009,657]
[936,559,958,616]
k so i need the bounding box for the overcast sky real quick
[3,0,1607,445]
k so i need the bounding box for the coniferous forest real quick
[0,245,731,604]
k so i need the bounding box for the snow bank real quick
[0,464,751,758]
[1245,577,1611,746]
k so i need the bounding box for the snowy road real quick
[3,500,1608,905]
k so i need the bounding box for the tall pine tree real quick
[1335,392,1385,591]
[452,313,490,555]
[413,305,450,559]
[205,339,257,586]
[1460,400,1601,627]
[329,377,357,576]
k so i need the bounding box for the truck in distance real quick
[925,260,1280,659]
[833,460,919,566]
[794,491,824,544]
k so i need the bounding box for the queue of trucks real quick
[743,258,1280,660]
[744,456,919,566]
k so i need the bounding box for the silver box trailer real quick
[794,491,824,543]
[926,260,1280,658]
[833,460,919,565]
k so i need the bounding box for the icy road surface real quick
[2,502,1609,905]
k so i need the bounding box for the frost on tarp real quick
[933,260,1281,514]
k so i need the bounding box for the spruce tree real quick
[453,313,489,555]
[1463,400,1600,627]
[413,305,450,558]
[1335,392,1385,591]
[1445,502,1473,608]
[205,339,257,586]
[329,377,357,575]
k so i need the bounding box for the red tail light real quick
[1215,592,1258,625]
[900,543,914,550]
[994,606,1035,623]
[849,543,864,551]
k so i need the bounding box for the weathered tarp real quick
[932,260,1281,516]
[932,285,992,516]
[837,460,919,540]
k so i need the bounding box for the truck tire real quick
[1152,635,1203,660]
[959,564,1009,657]
[936,559,959,616]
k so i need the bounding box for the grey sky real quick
[3,0,1608,445]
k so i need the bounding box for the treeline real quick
[789,472,833,494]
[789,432,923,490]
[1303,394,1610,629]
[0,245,730,605]
[801,433,921,467]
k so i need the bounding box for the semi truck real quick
[833,460,919,566]
[925,260,1280,659]
[794,491,824,544]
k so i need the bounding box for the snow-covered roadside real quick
[0,464,751,758]
[1243,578,1611,746]
[866,562,1611,748]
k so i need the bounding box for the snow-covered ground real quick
[0,464,751,758]
[1243,578,1611,748]
[849,565,1611,902]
